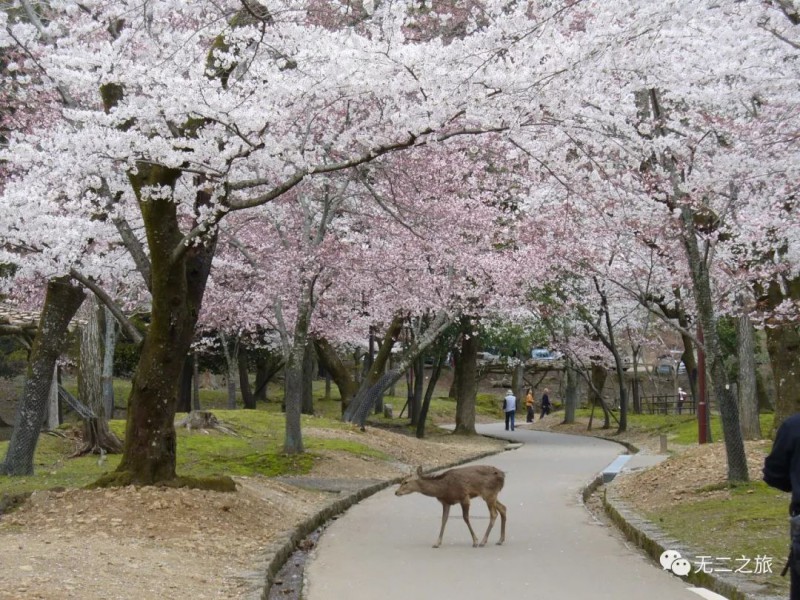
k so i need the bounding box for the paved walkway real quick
[304,423,718,599]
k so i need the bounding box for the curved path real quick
[304,423,714,600]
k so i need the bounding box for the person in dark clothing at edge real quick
[764,413,800,600]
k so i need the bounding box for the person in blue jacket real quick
[764,413,800,600]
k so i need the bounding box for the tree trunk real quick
[563,360,578,425]
[766,323,800,431]
[46,365,59,430]
[113,170,216,486]
[757,276,800,431]
[736,306,761,440]
[254,354,269,403]
[314,338,359,413]
[448,350,459,399]
[177,355,193,414]
[590,363,610,429]
[220,332,238,410]
[102,306,117,419]
[410,355,424,426]
[345,313,452,428]
[79,296,103,417]
[192,352,201,411]
[301,342,315,415]
[680,206,749,482]
[511,361,524,407]
[754,330,775,412]
[239,348,256,409]
[283,346,305,454]
[282,283,315,454]
[76,295,123,456]
[453,317,478,435]
[416,351,445,439]
[1,277,85,475]
[252,350,283,403]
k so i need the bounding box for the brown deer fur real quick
[395,465,507,548]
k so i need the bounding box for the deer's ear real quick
[416,466,424,477]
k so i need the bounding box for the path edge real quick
[257,444,512,600]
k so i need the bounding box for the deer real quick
[395,464,507,548]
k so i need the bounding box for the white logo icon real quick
[660,549,691,576]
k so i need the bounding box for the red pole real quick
[697,325,708,444]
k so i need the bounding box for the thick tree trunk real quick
[766,323,800,431]
[736,307,761,440]
[1,277,85,475]
[282,283,315,454]
[757,277,800,431]
[112,170,216,486]
[563,360,578,425]
[680,206,748,482]
[79,296,103,417]
[454,317,478,436]
[283,353,305,453]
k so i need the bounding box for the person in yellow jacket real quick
[525,389,535,423]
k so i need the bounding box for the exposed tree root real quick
[89,472,236,492]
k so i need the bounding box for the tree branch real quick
[68,269,143,345]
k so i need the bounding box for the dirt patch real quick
[613,440,772,511]
[0,426,505,600]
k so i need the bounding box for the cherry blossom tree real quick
[7,0,599,479]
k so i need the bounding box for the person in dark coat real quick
[764,413,800,600]
[539,388,552,420]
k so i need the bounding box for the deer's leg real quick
[494,499,507,545]
[479,498,497,547]
[434,503,450,548]
[460,499,479,547]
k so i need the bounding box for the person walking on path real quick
[503,389,517,431]
[677,387,687,415]
[525,389,535,423]
[764,413,800,600]
[540,388,552,420]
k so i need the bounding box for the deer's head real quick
[395,466,424,496]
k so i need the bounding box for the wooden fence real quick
[640,394,696,415]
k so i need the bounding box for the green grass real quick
[0,406,398,497]
[644,481,790,595]
[574,408,774,446]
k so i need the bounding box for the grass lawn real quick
[644,480,789,595]
[0,373,494,498]
[580,408,786,595]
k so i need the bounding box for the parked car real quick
[656,363,674,376]
[476,351,500,365]
[530,348,562,361]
